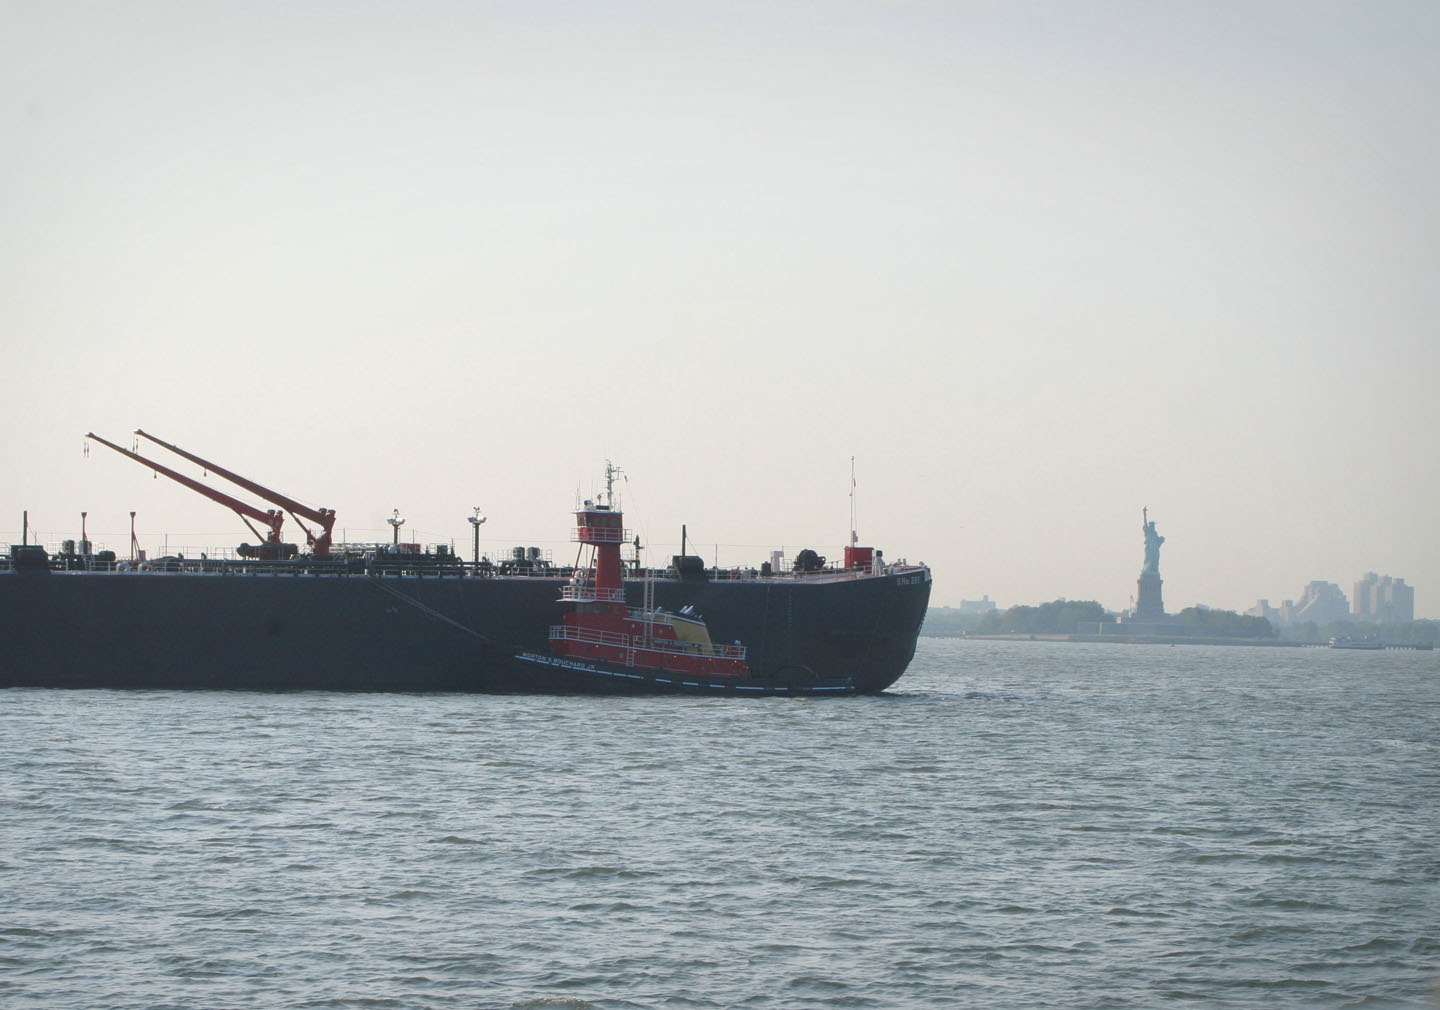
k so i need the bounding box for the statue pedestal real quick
[1135,572,1165,621]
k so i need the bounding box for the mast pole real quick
[603,459,624,509]
[850,456,857,547]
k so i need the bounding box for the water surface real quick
[3,639,1437,1008]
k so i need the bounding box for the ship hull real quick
[0,567,930,694]
[511,652,857,696]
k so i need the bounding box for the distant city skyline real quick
[1245,572,1416,627]
[936,569,1421,625]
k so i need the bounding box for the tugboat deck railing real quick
[549,624,747,660]
[559,585,626,603]
[571,527,630,543]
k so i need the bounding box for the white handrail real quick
[549,624,747,660]
[560,585,626,602]
[571,527,630,544]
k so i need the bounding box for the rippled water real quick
[2,640,1437,1009]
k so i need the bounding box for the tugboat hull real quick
[512,652,856,696]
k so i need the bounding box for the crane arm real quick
[133,429,335,556]
[86,432,285,544]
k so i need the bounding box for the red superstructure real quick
[549,464,751,679]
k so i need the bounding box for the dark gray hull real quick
[0,566,931,693]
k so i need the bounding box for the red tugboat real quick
[514,466,856,696]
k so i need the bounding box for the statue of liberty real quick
[1141,507,1164,575]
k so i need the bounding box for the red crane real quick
[133,429,337,558]
[86,432,288,557]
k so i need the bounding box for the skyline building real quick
[1246,598,1285,625]
[958,596,997,614]
[1353,573,1415,624]
[1249,579,1347,625]
[1286,581,1352,626]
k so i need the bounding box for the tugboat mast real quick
[603,459,625,509]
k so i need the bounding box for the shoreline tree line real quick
[924,602,1439,644]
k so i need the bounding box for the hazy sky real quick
[4,1,1438,616]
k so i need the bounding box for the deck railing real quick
[571,527,630,544]
[1,545,927,584]
[549,623,747,661]
[560,585,626,602]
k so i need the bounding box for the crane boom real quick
[133,429,336,557]
[86,432,286,550]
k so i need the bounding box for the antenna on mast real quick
[603,460,625,509]
[850,456,858,547]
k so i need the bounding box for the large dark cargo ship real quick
[1,442,931,694]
